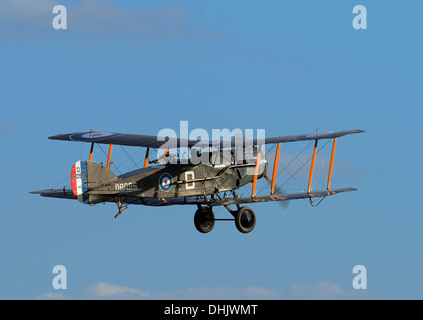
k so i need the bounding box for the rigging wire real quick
[119,145,140,170]
[97,144,122,175]
[279,139,331,191]
[52,175,70,189]
[286,139,331,189]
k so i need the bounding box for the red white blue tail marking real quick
[71,161,89,204]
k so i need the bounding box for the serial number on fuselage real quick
[115,182,138,191]
[72,173,86,180]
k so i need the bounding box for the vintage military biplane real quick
[31,129,364,234]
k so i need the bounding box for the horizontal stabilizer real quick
[30,188,76,200]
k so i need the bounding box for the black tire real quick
[235,206,256,234]
[194,207,215,234]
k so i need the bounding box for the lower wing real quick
[31,187,356,206]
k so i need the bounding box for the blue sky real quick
[0,0,422,299]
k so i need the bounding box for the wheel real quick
[235,206,256,234]
[194,207,215,234]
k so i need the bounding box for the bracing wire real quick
[52,175,70,189]
[253,138,332,197]
[119,145,140,170]
[280,139,331,190]
[97,144,122,175]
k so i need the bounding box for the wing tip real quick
[48,133,73,141]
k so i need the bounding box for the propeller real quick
[264,173,290,209]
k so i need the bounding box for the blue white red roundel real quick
[159,173,173,192]
[69,132,123,142]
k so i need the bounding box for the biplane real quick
[31,129,364,234]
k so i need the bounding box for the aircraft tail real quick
[71,160,117,204]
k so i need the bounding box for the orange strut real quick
[144,147,150,168]
[327,138,337,190]
[307,140,318,194]
[271,143,281,195]
[251,145,262,198]
[106,144,113,169]
[162,148,169,164]
[114,207,127,219]
[88,143,94,162]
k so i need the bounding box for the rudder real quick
[71,160,117,204]
[71,160,89,204]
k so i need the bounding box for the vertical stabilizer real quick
[71,160,118,204]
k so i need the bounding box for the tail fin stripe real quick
[71,161,89,204]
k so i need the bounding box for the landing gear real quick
[194,206,215,234]
[234,206,256,234]
[193,205,256,234]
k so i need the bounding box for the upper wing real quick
[48,132,190,149]
[48,129,364,149]
[261,129,364,144]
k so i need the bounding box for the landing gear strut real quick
[193,205,256,234]
[114,197,128,218]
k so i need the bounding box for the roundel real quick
[69,132,123,142]
[159,173,173,192]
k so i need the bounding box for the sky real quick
[0,0,422,300]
